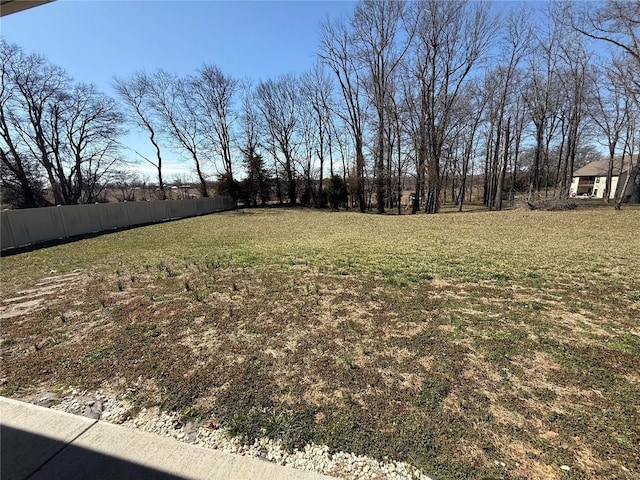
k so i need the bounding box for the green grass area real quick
[1,206,639,479]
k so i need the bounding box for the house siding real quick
[570,176,598,197]
[570,156,638,201]
[570,175,618,199]
[592,176,618,199]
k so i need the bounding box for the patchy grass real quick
[1,206,639,479]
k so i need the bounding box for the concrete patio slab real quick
[0,397,335,480]
[1,396,96,480]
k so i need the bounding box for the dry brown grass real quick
[1,206,639,479]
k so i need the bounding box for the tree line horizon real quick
[1,0,638,213]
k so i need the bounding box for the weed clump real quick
[526,197,577,211]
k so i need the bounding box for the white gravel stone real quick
[45,389,435,480]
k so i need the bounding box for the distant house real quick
[570,157,637,201]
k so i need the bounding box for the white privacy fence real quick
[1,197,235,251]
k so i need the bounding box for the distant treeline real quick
[2,0,638,212]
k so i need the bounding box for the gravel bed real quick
[29,389,434,480]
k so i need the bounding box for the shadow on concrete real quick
[1,425,186,480]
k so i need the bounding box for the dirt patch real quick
[553,311,614,339]
[0,271,86,319]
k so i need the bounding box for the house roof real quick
[573,157,631,177]
[0,0,54,17]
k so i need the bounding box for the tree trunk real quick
[529,123,544,199]
[496,118,511,211]
[355,135,366,212]
[413,119,426,215]
[193,155,209,198]
[603,145,615,203]
[376,113,385,214]
[425,154,441,214]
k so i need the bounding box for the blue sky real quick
[3,1,602,178]
[1,0,358,176]
[1,0,357,87]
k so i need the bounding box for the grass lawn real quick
[1,206,639,479]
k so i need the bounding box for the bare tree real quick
[256,75,299,205]
[298,87,319,206]
[62,83,124,203]
[611,55,639,205]
[0,41,46,207]
[614,100,639,208]
[570,0,640,67]
[146,70,209,197]
[113,71,167,199]
[1,41,124,207]
[569,1,640,204]
[190,64,238,198]
[386,77,413,214]
[300,63,336,207]
[1,40,70,205]
[113,168,139,202]
[239,81,270,206]
[454,81,486,212]
[554,24,590,200]
[484,6,532,210]
[351,0,411,213]
[523,8,564,201]
[320,16,367,212]
[408,0,497,213]
[587,64,628,202]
